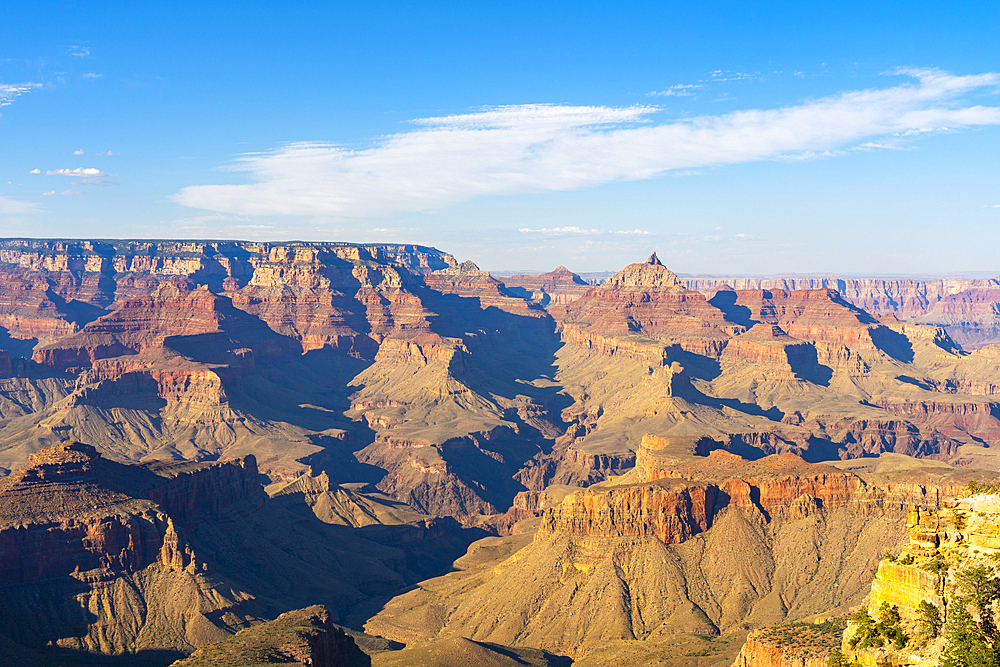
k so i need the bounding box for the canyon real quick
[0,238,999,665]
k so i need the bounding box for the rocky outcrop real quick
[539,480,716,543]
[837,494,1000,666]
[0,442,267,585]
[557,254,739,354]
[144,456,267,526]
[499,266,592,306]
[365,434,992,659]
[170,605,370,667]
[732,621,847,667]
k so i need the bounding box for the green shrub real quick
[849,604,907,651]
[917,600,941,638]
[941,564,1000,666]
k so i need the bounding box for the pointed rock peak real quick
[603,255,683,290]
[553,266,571,273]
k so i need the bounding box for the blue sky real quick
[2,1,999,274]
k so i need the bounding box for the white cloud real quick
[984,205,1000,208]
[519,226,603,235]
[0,195,38,214]
[72,149,84,155]
[43,190,83,196]
[172,68,1000,218]
[45,167,111,177]
[97,150,118,156]
[615,229,651,235]
[0,82,41,108]
[82,72,102,79]
[68,45,90,57]
[29,168,40,174]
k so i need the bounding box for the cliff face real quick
[365,437,990,659]
[731,621,847,667]
[0,441,259,654]
[0,438,472,659]
[836,493,1000,667]
[0,240,566,516]
[3,243,1000,524]
[557,254,739,355]
[545,257,1000,470]
[683,275,1000,348]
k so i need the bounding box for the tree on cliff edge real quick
[941,566,1000,667]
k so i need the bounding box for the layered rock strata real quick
[364,436,990,658]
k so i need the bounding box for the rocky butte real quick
[0,240,999,665]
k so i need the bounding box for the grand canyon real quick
[0,238,996,666]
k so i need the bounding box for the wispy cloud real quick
[82,72,102,79]
[854,141,910,151]
[519,226,604,235]
[707,69,761,83]
[43,190,83,196]
[72,149,84,155]
[45,167,111,177]
[518,227,652,237]
[983,205,1000,208]
[0,82,41,108]
[0,196,38,214]
[68,45,90,57]
[173,68,1000,218]
[648,83,702,97]
[71,178,119,186]
[29,169,40,174]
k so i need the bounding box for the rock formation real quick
[170,605,370,667]
[499,266,592,306]
[684,275,1000,349]
[364,436,991,659]
[730,620,847,667]
[0,439,477,662]
[3,243,1000,665]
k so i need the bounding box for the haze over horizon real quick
[2,2,999,274]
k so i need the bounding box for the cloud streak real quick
[519,226,604,235]
[0,82,41,108]
[173,68,1000,218]
[0,196,38,214]
[45,167,111,177]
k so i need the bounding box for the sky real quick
[1,1,999,275]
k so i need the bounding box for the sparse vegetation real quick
[899,553,914,565]
[966,481,1000,496]
[827,648,862,667]
[923,553,949,575]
